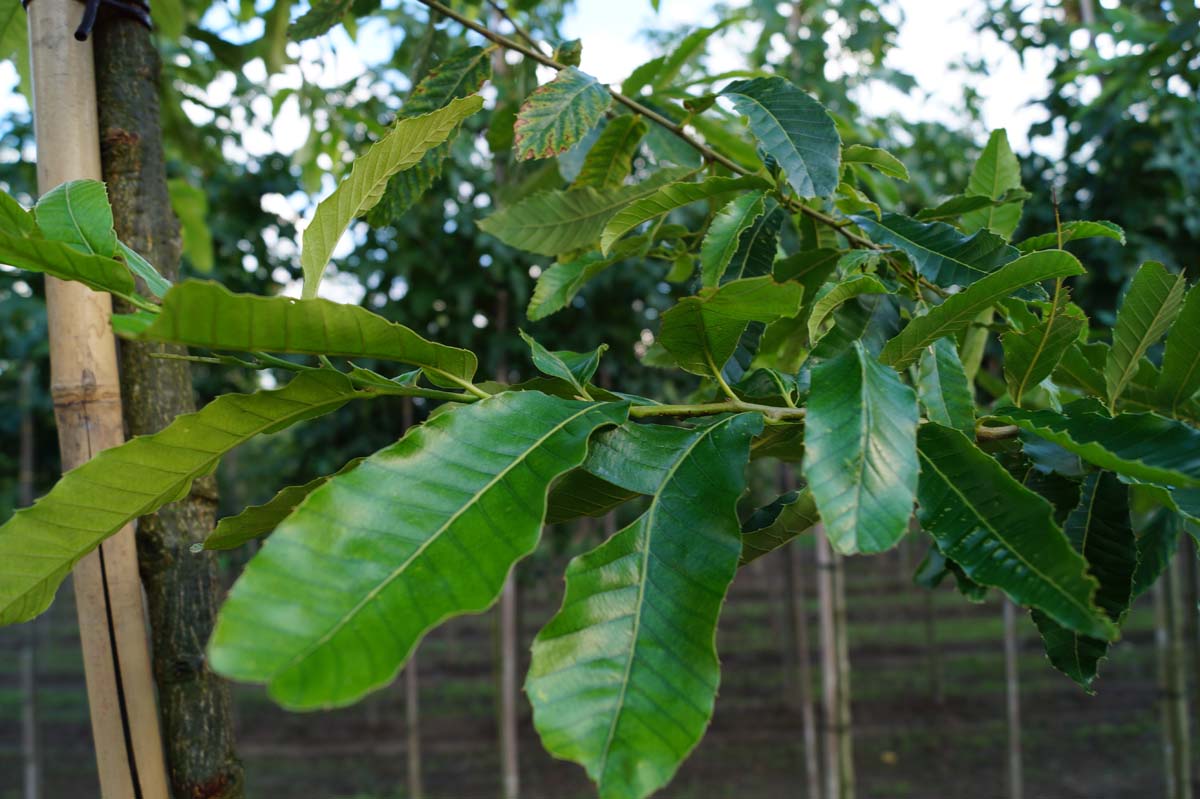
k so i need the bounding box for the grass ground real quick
[0,537,1192,798]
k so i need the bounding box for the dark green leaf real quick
[807,274,891,343]
[1156,281,1200,414]
[1015,220,1126,252]
[740,489,819,565]
[289,0,353,40]
[520,330,607,395]
[0,372,366,625]
[546,470,642,525]
[700,192,766,287]
[572,115,648,189]
[527,414,762,799]
[916,424,1114,640]
[721,76,841,198]
[803,341,919,554]
[209,393,628,708]
[1002,292,1088,406]
[1131,509,1181,598]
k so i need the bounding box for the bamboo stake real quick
[401,396,424,799]
[25,2,168,795]
[832,546,855,799]
[815,528,841,799]
[19,363,40,799]
[1157,554,1194,799]
[1002,599,1024,799]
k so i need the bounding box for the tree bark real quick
[19,363,40,799]
[1003,599,1023,799]
[93,12,243,798]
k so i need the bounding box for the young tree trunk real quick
[816,529,854,799]
[1002,599,1023,799]
[92,12,244,797]
[27,3,170,796]
[19,363,40,799]
[1155,556,1194,799]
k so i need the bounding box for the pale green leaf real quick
[527,414,761,799]
[916,424,1114,640]
[803,341,918,554]
[515,68,612,161]
[961,129,1024,239]
[700,191,765,287]
[133,280,478,389]
[721,76,841,198]
[480,168,687,257]
[1156,280,1200,414]
[34,180,117,257]
[301,95,483,297]
[740,489,819,565]
[1015,220,1126,253]
[209,393,628,708]
[1002,293,1088,406]
[842,144,908,181]
[573,115,649,189]
[880,250,1085,369]
[116,241,172,299]
[0,371,365,625]
[658,277,804,376]
[916,337,975,434]
[601,175,769,254]
[1104,262,1186,408]
[807,274,891,343]
[519,330,607,395]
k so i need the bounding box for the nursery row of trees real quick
[0,1,1198,798]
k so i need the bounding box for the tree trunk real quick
[19,363,40,799]
[1003,599,1023,799]
[93,12,243,798]
[785,470,820,799]
[1155,555,1194,799]
[27,3,170,796]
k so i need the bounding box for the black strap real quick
[21,0,152,41]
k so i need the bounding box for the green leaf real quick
[168,178,215,273]
[1131,509,1181,599]
[290,0,353,40]
[600,175,769,254]
[1015,220,1126,253]
[1156,280,1200,414]
[546,470,642,525]
[1002,292,1088,406]
[990,404,1200,488]
[842,144,909,181]
[916,337,975,434]
[526,241,643,321]
[553,39,583,67]
[700,191,765,287]
[116,241,172,299]
[961,129,1024,239]
[527,414,762,799]
[880,250,1085,369]
[1031,471,1135,692]
[724,203,783,282]
[301,95,483,297]
[740,489,819,565]
[807,274,891,343]
[514,68,612,161]
[914,190,1029,224]
[204,458,366,551]
[913,544,988,602]
[209,393,628,709]
[519,330,606,395]
[479,168,687,257]
[0,371,365,625]
[916,424,1115,640]
[803,342,919,554]
[369,46,493,224]
[658,277,803,377]
[572,115,649,189]
[133,280,478,389]
[721,76,841,198]
[1104,262,1186,408]
[0,229,136,299]
[34,180,117,257]
[853,212,1020,293]
[0,191,35,236]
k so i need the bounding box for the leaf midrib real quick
[272,402,605,680]
[597,415,736,784]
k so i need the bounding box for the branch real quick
[414,0,878,249]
